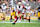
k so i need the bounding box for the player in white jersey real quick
[10,6,16,22]
[25,4,31,16]
[1,2,7,14]
[25,4,31,13]
[17,2,23,13]
[1,3,7,22]
[16,2,23,22]
[25,4,31,22]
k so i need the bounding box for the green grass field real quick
[0,23,40,27]
[0,20,40,27]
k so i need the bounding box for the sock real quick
[14,16,18,23]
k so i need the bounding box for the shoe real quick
[29,19,30,23]
[12,23,15,24]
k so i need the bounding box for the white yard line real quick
[0,22,36,23]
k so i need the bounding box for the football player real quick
[37,4,40,22]
[10,6,16,22]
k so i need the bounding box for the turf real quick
[0,23,40,27]
[0,20,40,27]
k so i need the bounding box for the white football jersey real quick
[25,6,31,13]
[1,3,7,10]
[17,5,23,11]
[25,6,31,11]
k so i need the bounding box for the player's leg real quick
[3,13,5,22]
[10,12,15,22]
[28,12,31,22]
[11,12,13,22]
[23,16,30,22]
[23,13,30,22]
[38,17,40,22]
[10,15,12,22]
[29,16,30,22]
[22,13,30,22]
[13,16,18,24]
[24,13,26,22]
[18,11,21,22]
[19,17,21,22]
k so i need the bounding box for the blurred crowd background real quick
[0,0,40,16]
